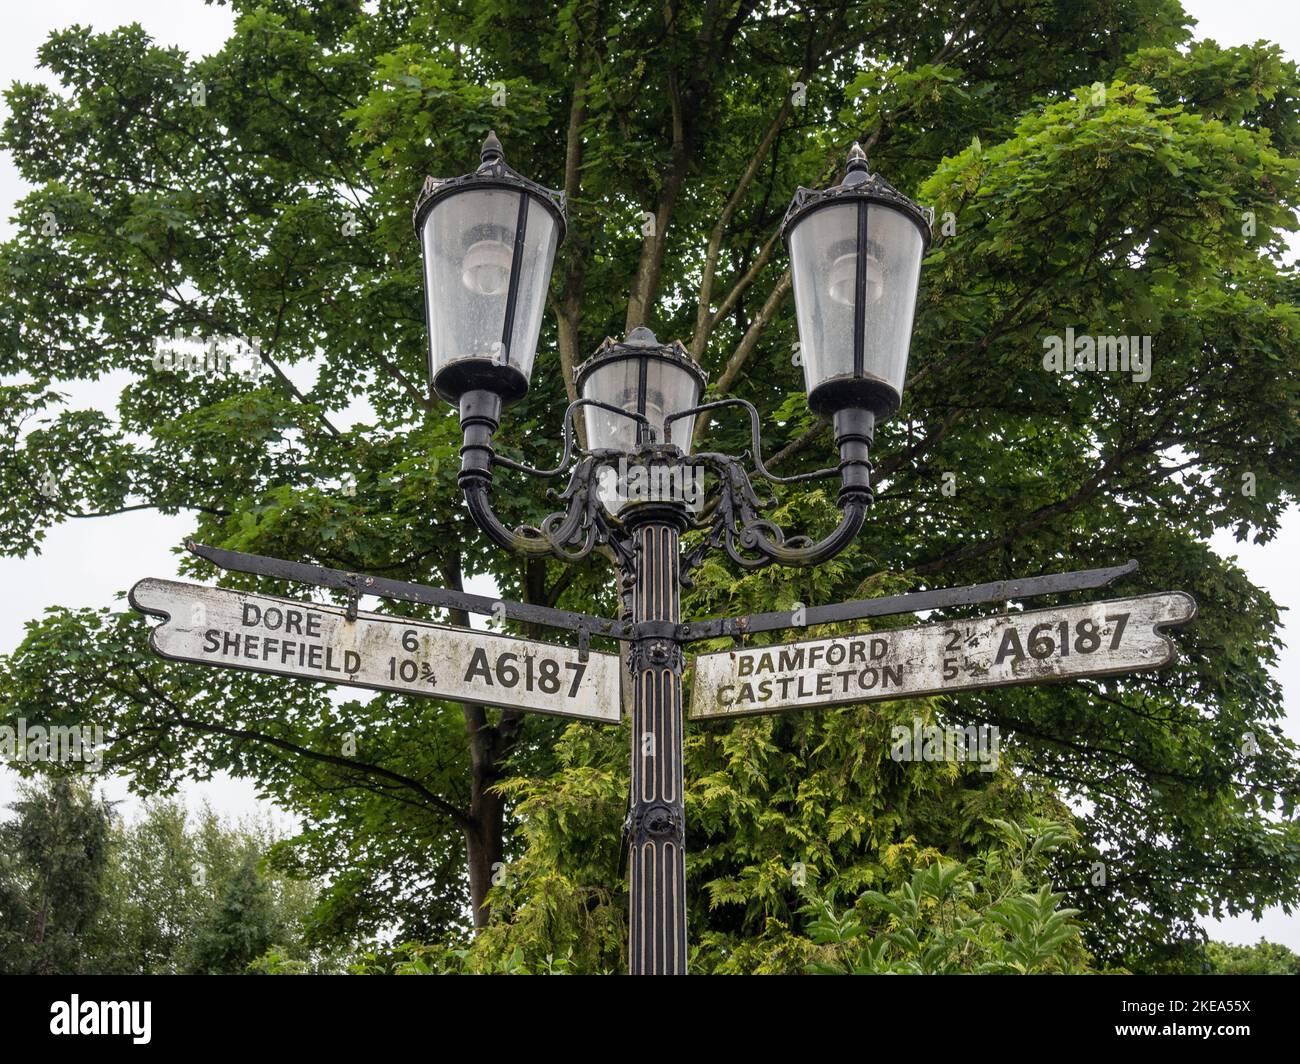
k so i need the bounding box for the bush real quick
[802,818,1097,974]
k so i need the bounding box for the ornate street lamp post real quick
[415,133,929,974]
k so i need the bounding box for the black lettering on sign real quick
[565,661,586,697]
[1106,612,1129,649]
[461,647,585,697]
[465,647,493,686]
[994,627,1025,665]
[496,653,519,688]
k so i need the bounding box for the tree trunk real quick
[463,774,506,928]
[442,550,526,929]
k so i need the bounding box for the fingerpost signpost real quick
[130,578,620,722]
[689,592,1196,720]
[132,136,1196,975]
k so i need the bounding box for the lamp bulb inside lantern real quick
[827,251,884,306]
[461,238,514,296]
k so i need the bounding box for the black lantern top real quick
[412,131,568,238]
[779,142,931,248]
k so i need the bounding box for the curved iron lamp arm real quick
[457,379,875,575]
[492,398,652,478]
[680,405,876,579]
[664,397,839,485]
[456,388,644,564]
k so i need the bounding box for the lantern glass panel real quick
[581,358,641,453]
[788,202,858,394]
[647,356,700,451]
[857,205,925,396]
[420,188,559,387]
[580,357,702,455]
[788,200,925,404]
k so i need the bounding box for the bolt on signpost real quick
[132,134,1196,976]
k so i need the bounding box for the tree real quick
[1204,937,1300,975]
[0,776,112,974]
[0,784,327,974]
[1,0,1297,969]
[85,798,326,974]
[802,819,1096,975]
[186,852,282,974]
[86,796,201,973]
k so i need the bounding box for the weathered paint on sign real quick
[130,578,621,723]
[688,592,1195,720]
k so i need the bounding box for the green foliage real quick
[802,819,1095,974]
[86,796,329,974]
[0,780,331,974]
[439,721,629,973]
[1203,938,1300,975]
[350,941,583,975]
[0,776,111,974]
[427,685,1079,973]
[186,854,282,974]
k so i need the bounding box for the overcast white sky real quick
[1,0,1297,951]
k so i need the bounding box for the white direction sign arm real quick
[689,592,1196,720]
[130,578,621,723]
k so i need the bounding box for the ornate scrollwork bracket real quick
[455,389,875,588]
[455,390,645,566]
[664,398,874,586]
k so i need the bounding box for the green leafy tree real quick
[85,797,202,973]
[802,819,1095,974]
[84,798,326,974]
[1204,937,1300,975]
[0,776,112,974]
[186,852,282,974]
[1,0,1297,971]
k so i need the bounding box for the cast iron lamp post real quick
[414,133,930,974]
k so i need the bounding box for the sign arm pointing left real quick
[130,578,621,723]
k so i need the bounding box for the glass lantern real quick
[414,132,566,405]
[781,143,930,419]
[574,328,708,513]
[574,328,708,453]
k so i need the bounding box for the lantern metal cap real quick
[412,131,568,239]
[573,329,709,393]
[780,143,932,248]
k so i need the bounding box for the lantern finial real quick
[845,142,869,179]
[480,130,505,165]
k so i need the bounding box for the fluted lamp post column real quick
[575,329,706,973]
